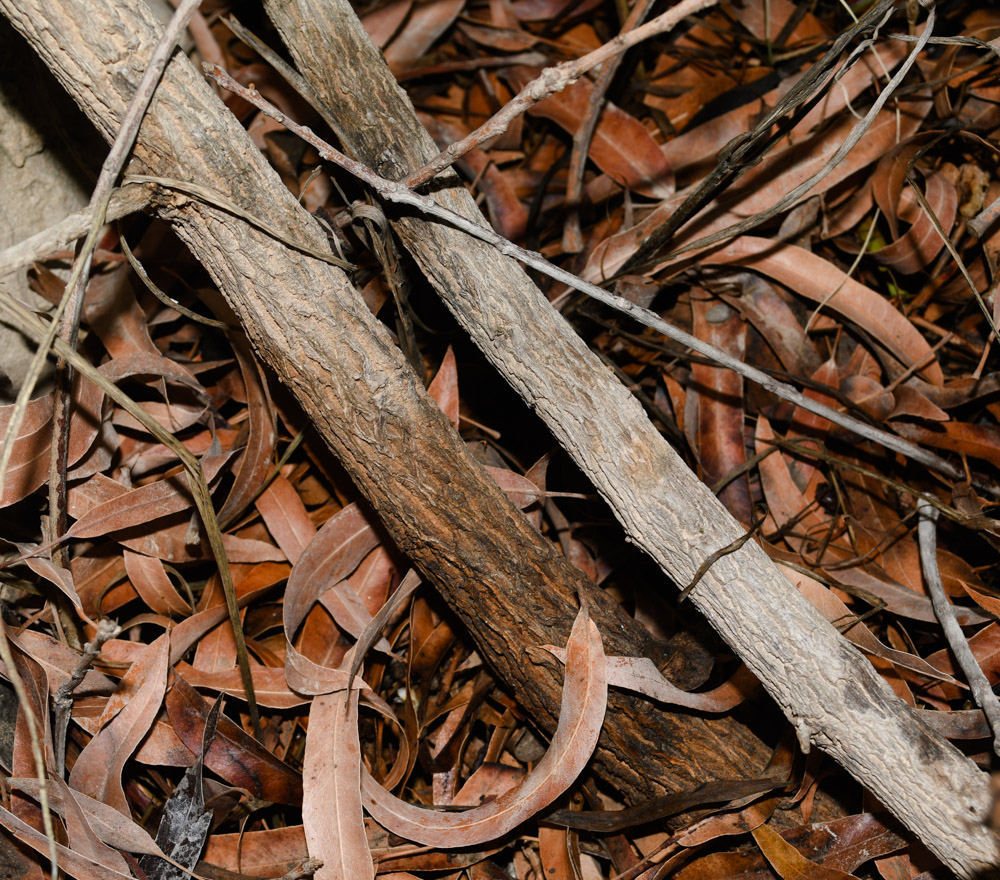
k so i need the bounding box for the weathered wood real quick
[259,1,1000,873]
[0,0,775,808]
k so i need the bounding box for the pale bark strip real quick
[0,0,773,814]
[261,1,999,873]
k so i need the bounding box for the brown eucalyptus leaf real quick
[123,550,191,616]
[69,632,169,816]
[8,777,164,856]
[303,687,375,880]
[67,451,232,539]
[428,346,460,431]
[361,0,412,47]
[382,0,466,73]
[255,474,316,564]
[284,503,383,694]
[217,333,278,524]
[484,466,541,509]
[11,630,114,697]
[752,824,859,880]
[691,294,750,523]
[176,664,307,709]
[201,825,308,876]
[517,74,674,199]
[538,825,576,880]
[362,605,607,846]
[13,542,85,613]
[0,805,134,880]
[0,375,103,508]
[319,582,392,653]
[17,774,130,873]
[703,238,942,384]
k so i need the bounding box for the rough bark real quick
[0,0,778,809]
[259,1,1000,874]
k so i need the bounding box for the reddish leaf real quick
[691,294,751,523]
[382,0,466,73]
[123,550,191,617]
[516,73,674,199]
[201,825,308,876]
[753,824,859,880]
[217,333,278,524]
[66,451,232,539]
[256,473,317,563]
[0,375,103,508]
[165,674,303,805]
[702,238,943,385]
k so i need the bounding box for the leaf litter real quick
[3,1,1000,879]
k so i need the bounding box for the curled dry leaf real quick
[362,604,607,847]
[66,451,233,539]
[9,778,163,856]
[0,805,134,880]
[255,474,317,564]
[752,823,859,880]
[542,646,758,712]
[0,375,103,508]
[701,238,943,384]
[514,73,674,199]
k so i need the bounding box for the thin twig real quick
[204,63,987,495]
[123,174,352,269]
[917,500,1000,756]
[51,618,121,776]
[0,184,152,277]
[120,234,232,330]
[400,0,719,189]
[562,0,657,253]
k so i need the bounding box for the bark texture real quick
[259,1,1000,874]
[0,0,778,809]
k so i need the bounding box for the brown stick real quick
[259,0,999,873]
[0,0,771,808]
